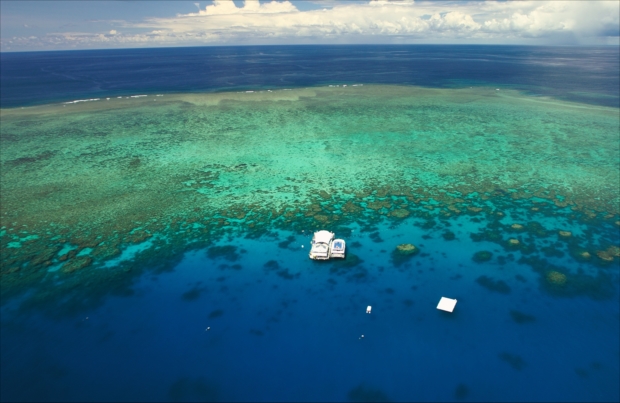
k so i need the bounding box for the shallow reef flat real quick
[1,84,619,310]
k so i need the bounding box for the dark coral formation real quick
[391,243,420,267]
[207,246,241,261]
[454,383,470,400]
[168,377,219,402]
[499,352,526,370]
[509,310,536,324]
[519,256,616,300]
[476,275,511,294]
[348,383,391,402]
[442,231,456,241]
[472,251,493,263]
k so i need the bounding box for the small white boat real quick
[309,230,334,260]
[331,239,346,259]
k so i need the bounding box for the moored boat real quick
[309,230,334,260]
[331,239,346,258]
[309,230,346,260]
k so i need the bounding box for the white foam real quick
[63,98,100,104]
[130,95,147,98]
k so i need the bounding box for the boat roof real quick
[314,230,334,244]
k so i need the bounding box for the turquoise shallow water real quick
[1,83,619,401]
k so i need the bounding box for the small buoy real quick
[301,245,304,248]
[206,327,211,331]
[366,306,372,314]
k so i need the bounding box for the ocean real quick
[1,45,619,402]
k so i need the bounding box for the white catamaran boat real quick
[309,230,346,260]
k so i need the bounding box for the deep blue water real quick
[2,219,619,402]
[1,45,619,108]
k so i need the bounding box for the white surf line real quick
[64,94,153,105]
[63,98,101,104]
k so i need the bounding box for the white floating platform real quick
[437,297,457,313]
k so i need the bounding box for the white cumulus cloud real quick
[2,0,618,51]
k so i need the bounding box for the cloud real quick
[188,0,298,15]
[2,0,618,50]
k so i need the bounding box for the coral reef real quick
[348,383,391,402]
[472,251,493,262]
[442,231,456,241]
[595,245,620,263]
[1,84,619,320]
[499,352,526,370]
[207,246,240,261]
[476,275,511,294]
[546,271,567,286]
[521,256,615,299]
[509,310,536,324]
[558,230,572,238]
[526,221,549,237]
[389,208,410,218]
[391,243,419,267]
[61,256,93,274]
[454,384,469,400]
[568,246,593,262]
[396,244,419,255]
[168,376,219,402]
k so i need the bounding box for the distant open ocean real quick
[1,45,619,402]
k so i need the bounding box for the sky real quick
[1,0,619,52]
